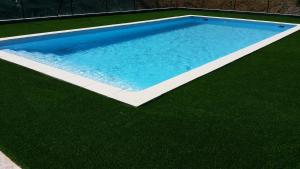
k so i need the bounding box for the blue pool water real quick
[0,16,295,91]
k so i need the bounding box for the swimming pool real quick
[0,15,299,106]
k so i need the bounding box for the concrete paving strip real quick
[0,151,21,169]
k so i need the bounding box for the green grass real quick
[0,9,300,169]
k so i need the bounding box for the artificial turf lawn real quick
[0,9,300,169]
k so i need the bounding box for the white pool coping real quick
[0,151,21,169]
[0,15,299,107]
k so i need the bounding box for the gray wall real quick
[0,0,299,20]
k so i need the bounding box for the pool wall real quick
[0,15,299,106]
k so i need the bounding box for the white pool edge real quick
[0,151,21,169]
[0,15,299,107]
